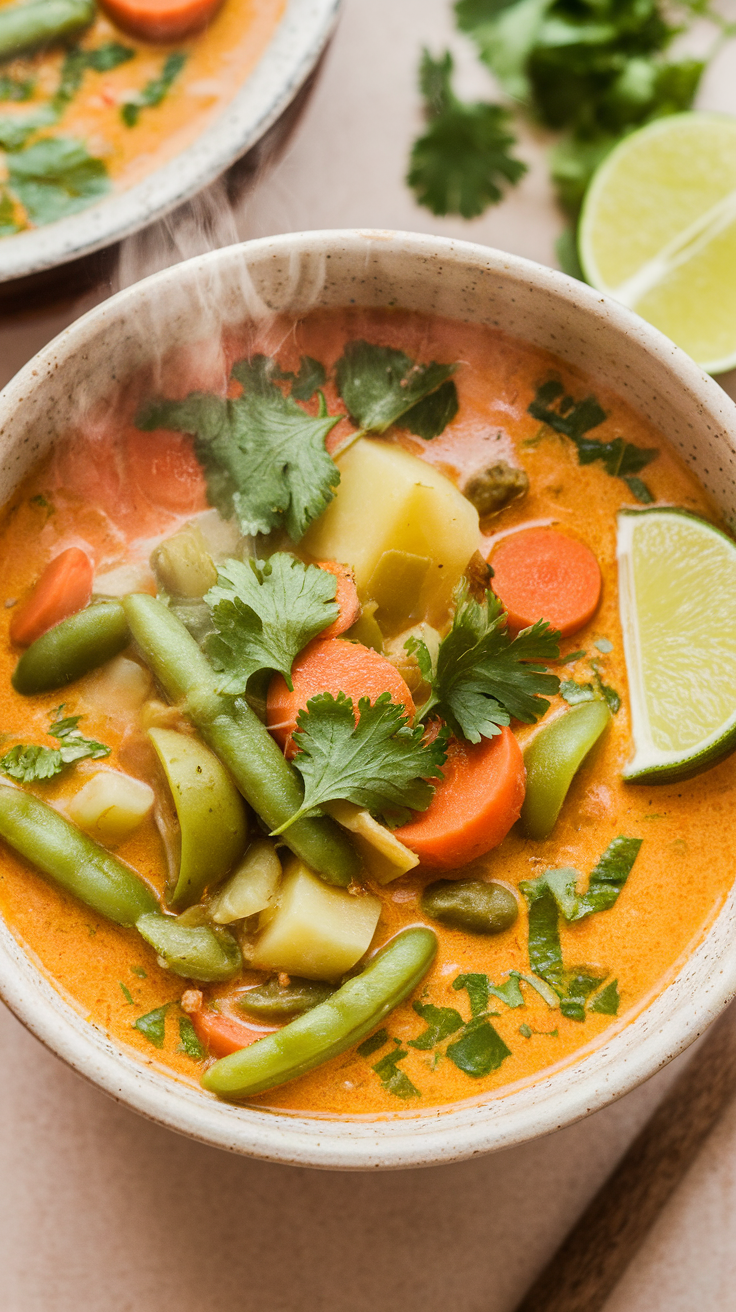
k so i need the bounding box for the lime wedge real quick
[579,113,736,374]
[618,508,736,782]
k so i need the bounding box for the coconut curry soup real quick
[0,307,734,1118]
[0,0,283,236]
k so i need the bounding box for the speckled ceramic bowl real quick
[0,0,340,284]
[1,230,735,1169]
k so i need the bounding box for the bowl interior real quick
[2,230,736,1169]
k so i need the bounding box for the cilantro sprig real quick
[412,581,560,743]
[1,710,110,783]
[529,379,658,500]
[273,691,448,833]
[334,338,459,439]
[205,554,339,695]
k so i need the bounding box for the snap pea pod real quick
[202,926,438,1100]
[0,0,95,61]
[123,594,360,887]
[136,913,242,982]
[520,701,611,840]
[238,978,335,1019]
[12,602,129,695]
[0,784,157,926]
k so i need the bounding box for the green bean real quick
[202,927,437,1099]
[136,913,241,982]
[12,602,129,695]
[0,784,157,925]
[123,594,360,887]
[421,880,518,934]
[0,0,94,61]
[520,700,611,840]
[237,978,335,1019]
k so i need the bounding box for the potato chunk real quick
[324,800,419,884]
[247,858,381,979]
[303,440,479,617]
[68,772,155,844]
[210,839,282,923]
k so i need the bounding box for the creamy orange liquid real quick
[0,307,732,1117]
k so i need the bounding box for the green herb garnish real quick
[0,76,34,102]
[122,52,187,127]
[373,1045,421,1098]
[357,1028,389,1058]
[177,1015,206,1060]
[274,692,448,832]
[334,338,458,438]
[528,379,658,490]
[446,1016,512,1076]
[7,136,109,225]
[133,1004,168,1049]
[589,979,620,1015]
[412,581,560,743]
[0,709,110,782]
[119,982,134,1005]
[205,554,339,696]
[407,48,526,220]
[408,1001,464,1050]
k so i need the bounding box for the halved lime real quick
[618,508,736,782]
[579,113,736,374]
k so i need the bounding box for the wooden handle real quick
[514,1000,736,1312]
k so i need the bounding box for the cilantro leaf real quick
[205,554,338,695]
[372,1045,421,1098]
[357,1028,389,1058]
[446,1016,512,1076]
[528,379,658,484]
[407,49,526,219]
[120,982,134,1005]
[177,1015,206,1060]
[7,137,109,225]
[417,581,560,743]
[334,338,457,436]
[408,1001,464,1050]
[290,357,327,401]
[0,711,110,782]
[452,971,489,1016]
[122,52,187,127]
[137,364,341,542]
[560,678,597,705]
[589,979,619,1015]
[275,691,448,832]
[133,1004,168,1049]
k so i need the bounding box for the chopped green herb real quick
[122,51,187,127]
[559,968,608,1021]
[205,554,339,696]
[0,188,20,235]
[413,581,560,743]
[177,1015,206,1060]
[591,661,621,713]
[561,649,586,663]
[119,982,134,1005]
[560,678,597,705]
[519,1023,533,1038]
[0,105,57,151]
[356,1028,389,1058]
[131,965,147,979]
[446,1016,512,1076]
[373,1046,421,1098]
[594,638,613,653]
[452,971,489,1016]
[0,710,110,783]
[7,136,109,225]
[85,42,135,73]
[625,476,655,504]
[516,972,559,1008]
[138,362,341,542]
[275,691,447,831]
[407,48,526,219]
[589,979,620,1015]
[408,1001,464,1050]
[528,380,658,486]
[334,338,458,437]
[290,357,327,401]
[489,972,525,1009]
[30,494,51,510]
[134,1004,168,1049]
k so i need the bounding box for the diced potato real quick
[303,439,479,617]
[84,657,153,714]
[93,563,157,597]
[69,772,155,844]
[210,839,282,923]
[324,800,419,884]
[366,550,431,632]
[246,857,381,979]
[151,525,217,598]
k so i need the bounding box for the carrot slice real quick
[190,1008,275,1059]
[124,427,207,516]
[393,727,526,869]
[100,0,223,41]
[490,527,601,637]
[267,638,416,759]
[10,548,94,648]
[316,561,361,639]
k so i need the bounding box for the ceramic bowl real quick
[1,230,735,1169]
[0,0,340,284]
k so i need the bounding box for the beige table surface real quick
[3,3,736,1309]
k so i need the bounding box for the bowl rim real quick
[2,228,736,1170]
[0,0,341,284]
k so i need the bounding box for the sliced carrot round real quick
[190,1007,275,1059]
[100,0,223,42]
[10,547,94,648]
[267,638,416,759]
[393,727,526,869]
[316,561,361,639]
[490,527,601,637]
[124,427,207,516]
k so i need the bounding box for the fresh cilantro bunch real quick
[273,691,449,832]
[137,356,341,542]
[1,710,110,783]
[205,553,339,695]
[411,582,560,743]
[334,338,459,439]
[407,49,527,221]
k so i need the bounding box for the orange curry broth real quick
[0,0,284,205]
[0,306,733,1116]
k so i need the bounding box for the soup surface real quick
[0,307,733,1117]
[0,0,284,236]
